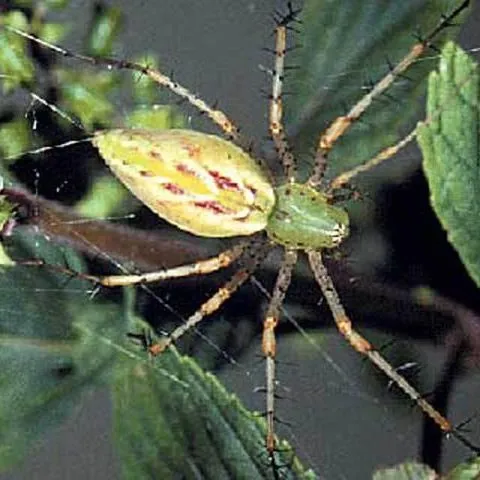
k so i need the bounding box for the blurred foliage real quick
[374,458,480,480]
[0,10,36,93]
[85,4,123,57]
[445,456,480,479]
[0,230,123,469]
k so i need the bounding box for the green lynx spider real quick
[4,0,474,461]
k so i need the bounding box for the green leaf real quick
[445,456,480,479]
[417,42,480,287]
[125,105,184,130]
[0,231,126,470]
[56,68,120,130]
[43,0,70,9]
[113,338,315,480]
[129,55,162,105]
[36,22,69,44]
[74,174,131,219]
[0,11,36,93]
[373,457,480,480]
[285,0,471,181]
[85,5,123,57]
[0,226,316,476]
[0,119,32,161]
[373,462,436,480]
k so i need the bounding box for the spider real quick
[2,0,477,470]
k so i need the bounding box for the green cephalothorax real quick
[266,183,349,249]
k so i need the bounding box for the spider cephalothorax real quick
[267,184,349,249]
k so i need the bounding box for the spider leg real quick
[21,244,245,287]
[148,240,269,356]
[327,126,416,192]
[3,25,244,146]
[327,47,477,192]
[262,248,297,455]
[88,244,245,287]
[307,251,455,436]
[269,5,300,183]
[307,0,471,186]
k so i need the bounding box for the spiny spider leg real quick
[266,3,301,456]
[3,25,246,148]
[96,244,245,287]
[269,2,300,183]
[307,0,471,186]
[327,41,477,192]
[148,241,270,356]
[21,243,245,287]
[327,127,417,192]
[262,249,297,456]
[307,251,457,438]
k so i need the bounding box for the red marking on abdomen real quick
[194,201,230,215]
[209,170,241,191]
[176,163,197,177]
[163,183,185,195]
[181,142,201,158]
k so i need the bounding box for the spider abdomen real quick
[266,183,349,249]
[93,128,276,237]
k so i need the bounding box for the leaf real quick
[372,457,480,480]
[445,456,480,479]
[0,11,36,93]
[125,105,185,130]
[373,462,436,480]
[0,231,126,470]
[74,174,131,219]
[56,68,120,130]
[113,337,316,480]
[285,0,471,180]
[417,42,480,287]
[0,223,316,477]
[0,119,33,161]
[85,4,123,57]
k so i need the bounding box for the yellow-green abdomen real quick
[93,129,276,237]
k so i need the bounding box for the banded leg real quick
[269,3,300,183]
[327,126,417,192]
[307,251,455,435]
[307,0,471,186]
[327,44,478,193]
[21,244,245,287]
[148,242,270,356]
[4,25,244,145]
[262,249,297,455]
